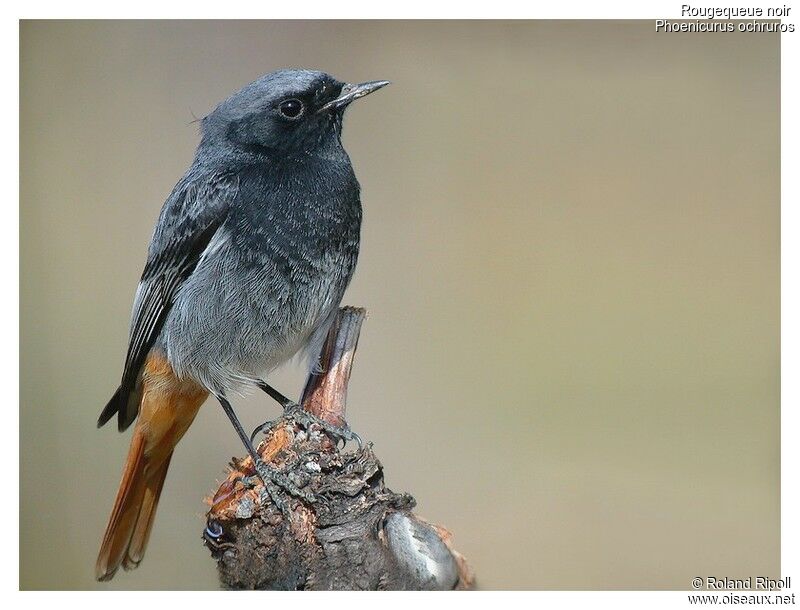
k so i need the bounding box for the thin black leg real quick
[218,393,263,460]
[256,381,297,410]
[250,381,301,443]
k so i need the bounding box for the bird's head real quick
[201,69,389,155]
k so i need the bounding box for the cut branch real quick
[204,306,473,590]
[300,305,365,428]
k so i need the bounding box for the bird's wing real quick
[98,172,238,431]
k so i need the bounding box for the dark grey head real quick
[201,69,389,155]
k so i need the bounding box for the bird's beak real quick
[319,80,391,112]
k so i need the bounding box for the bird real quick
[94,69,389,581]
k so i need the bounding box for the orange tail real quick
[96,353,208,581]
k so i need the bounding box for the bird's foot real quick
[250,401,362,449]
[249,416,283,445]
[247,455,316,510]
[283,401,362,449]
[216,393,315,515]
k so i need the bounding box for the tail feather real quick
[123,453,172,570]
[96,431,149,581]
[96,351,208,581]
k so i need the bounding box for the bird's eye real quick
[278,99,304,119]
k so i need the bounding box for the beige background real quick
[20,20,779,590]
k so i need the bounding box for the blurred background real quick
[20,21,779,590]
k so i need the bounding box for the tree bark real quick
[204,306,474,590]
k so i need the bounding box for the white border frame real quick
[6,2,795,606]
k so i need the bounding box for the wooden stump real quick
[204,307,473,590]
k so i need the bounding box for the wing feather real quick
[98,172,238,431]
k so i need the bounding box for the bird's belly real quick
[158,239,354,393]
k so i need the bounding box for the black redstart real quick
[95,69,388,581]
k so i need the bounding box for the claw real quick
[250,420,273,444]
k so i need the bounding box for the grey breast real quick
[160,159,361,394]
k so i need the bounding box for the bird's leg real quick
[248,381,295,443]
[215,393,315,509]
[251,380,362,449]
[257,381,295,410]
